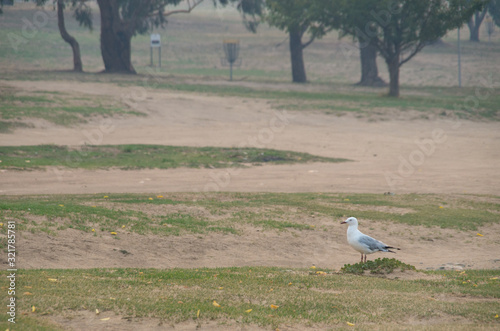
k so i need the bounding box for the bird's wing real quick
[358,235,388,252]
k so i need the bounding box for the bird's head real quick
[340,217,358,225]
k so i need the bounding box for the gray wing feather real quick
[358,235,389,252]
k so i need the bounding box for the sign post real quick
[150,34,161,67]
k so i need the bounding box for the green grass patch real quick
[1,266,498,330]
[0,144,348,170]
[0,87,144,127]
[0,193,498,240]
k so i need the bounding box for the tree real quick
[467,6,488,41]
[264,0,331,83]
[356,40,386,87]
[488,0,500,26]
[70,0,257,74]
[35,0,92,72]
[316,1,385,87]
[335,0,485,97]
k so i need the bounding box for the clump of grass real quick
[340,258,417,275]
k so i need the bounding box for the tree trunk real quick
[356,40,386,87]
[57,0,82,72]
[468,19,480,42]
[386,56,399,97]
[96,0,136,74]
[467,8,488,42]
[289,28,306,83]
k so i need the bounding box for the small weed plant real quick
[341,258,416,275]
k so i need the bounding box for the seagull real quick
[340,217,400,263]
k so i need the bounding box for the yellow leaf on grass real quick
[110,232,117,235]
[157,195,164,198]
[148,197,153,200]
[31,306,36,313]
[0,223,3,227]
[490,277,498,280]
[103,196,109,198]
[212,301,221,307]
[122,225,126,228]
[270,304,279,309]
[477,233,484,237]
[100,317,110,321]
[59,204,64,207]
[288,282,292,286]
[346,322,355,326]
[245,309,252,313]
[310,265,316,269]
[48,278,58,282]
[95,309,100,315]
[24,292,32,296]
[197,309,200,318]
[495,314,498,318]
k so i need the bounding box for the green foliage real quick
[341,258,417,275]
[489,0,500,26]
[264,0,331,42]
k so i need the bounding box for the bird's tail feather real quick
[386,246,400,253]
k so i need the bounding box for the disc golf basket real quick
[221,39,242,81]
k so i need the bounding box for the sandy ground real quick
[1,79,499,330]
[1,80,499,196]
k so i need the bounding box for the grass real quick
[0,192,498,329]
[0,144,349,170]
[0,193,498,240]
[0,86,144,129]
[0,267,498,330]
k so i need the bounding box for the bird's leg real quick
[364,255,367,263]
[360,254,364,263]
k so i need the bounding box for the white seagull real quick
[341,217,400,263]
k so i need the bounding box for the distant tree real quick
[468,6,488,41]
[488,0,500,26]
[264,0,332,83]
[319,1,385,87]
[31,0,261,74]
[34,0,91,72]
[335,0,486,97]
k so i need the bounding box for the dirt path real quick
[1,80,499,195]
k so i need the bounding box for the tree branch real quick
[162,0,205,18]
[302,34,316,49]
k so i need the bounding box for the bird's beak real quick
[340,221,346,224]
